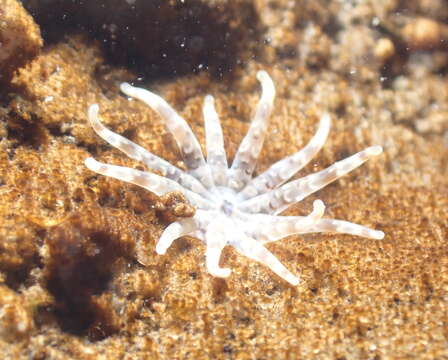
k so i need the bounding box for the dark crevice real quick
[321,17,343,39]
[22,0,261,81]
[6,111,47,150]
[44,216,131,340]
[3,259,40,291]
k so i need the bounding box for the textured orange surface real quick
[1,0,448,359]
[0,0,41,83]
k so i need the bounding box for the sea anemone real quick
[85,71,384,285]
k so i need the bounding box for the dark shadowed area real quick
[0,0,447,358]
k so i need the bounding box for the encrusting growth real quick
[85,71,384,286]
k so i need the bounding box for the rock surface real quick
[0,0,42,83]
[0,0,447,358]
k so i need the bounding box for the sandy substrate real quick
[0,0,447,358]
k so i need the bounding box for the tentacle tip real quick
[84,157,98,169]
[88,103,99,113]
[256,70,268,80]
[87,104,100,126]
[373,230,385,240]
[155,247,167,255]
[312,199,325,212]
[287,276,300,286]
[321,112,331,126]
[210,267,231,278]
[120,82,133,95]
[367,145,383,156]
[256,70,275,97]
[204,94,214,104]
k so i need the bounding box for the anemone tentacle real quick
[228,71,275,191]
[120,82,214,188]
[238,113,331,200]
[203,95,228,186]
[238,146,383,215]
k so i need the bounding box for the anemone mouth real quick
[221,200,234,216]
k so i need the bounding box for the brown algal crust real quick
[155,191,196,222]
[0,0,42,83]
[0,0,448,359]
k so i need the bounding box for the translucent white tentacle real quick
[305,219,385,240]
[257,218,384,244]
[231,234,299,286]
[120,83,214,187]
[239,146,383,215]
[238,113,331,200]
[87,104,210,196]
[203,95,228,186]
[85,157,213,209]
[228,71,275,191]
[205,219,232,278]
[242,199,325,242]
[157,218,199,254]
